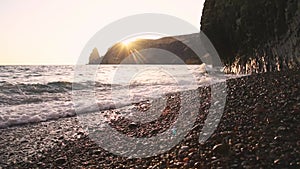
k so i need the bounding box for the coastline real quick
[1,70,299,168]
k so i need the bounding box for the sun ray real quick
[132,48,146,64]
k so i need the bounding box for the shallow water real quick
[0,64,238,128]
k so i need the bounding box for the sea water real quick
[0,64,237,128]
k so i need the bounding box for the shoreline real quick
[0,70,299,168]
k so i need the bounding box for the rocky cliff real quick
[89,34,203,65]
[201,0,300,73]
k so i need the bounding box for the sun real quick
[121,34,162,46]
[121,37,138,46]
[121,39,134,46]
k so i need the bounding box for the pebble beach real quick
[1,70,299,168]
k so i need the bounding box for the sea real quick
[0,64,238,128]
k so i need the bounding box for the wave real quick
[0,81,120,94]
[0,98,143,129]
[0,81,122,106]
[0,101,76,129]
[0,81,72,94]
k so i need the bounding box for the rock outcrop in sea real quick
[201,0,300,73]
[88,48,101,64]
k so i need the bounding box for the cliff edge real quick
[201,0,300,73]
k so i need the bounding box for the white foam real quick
[0,101,76,128]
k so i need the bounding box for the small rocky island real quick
[88,48,101,64]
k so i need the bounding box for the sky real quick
[0,0,205,65]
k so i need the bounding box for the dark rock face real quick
[201,0,300,73]
[88,48,101,64]
[89,34,203,65]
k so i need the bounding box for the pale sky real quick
[0,0,205,65]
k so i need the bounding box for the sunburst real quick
[121,37,137,46]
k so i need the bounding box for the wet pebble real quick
[55,157,67,165]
